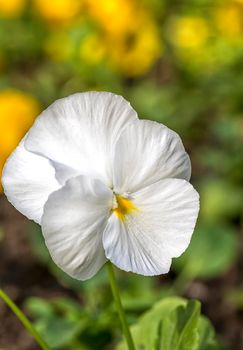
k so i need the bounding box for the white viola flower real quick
[2,92,199,280]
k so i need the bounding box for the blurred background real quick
[0,0,243,349]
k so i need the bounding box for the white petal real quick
[41,175,113,280]
[49,160,81,186]
[103,179,199,276]
[112,120,191,193]
[2,137,60,224]
[25,92,138,187]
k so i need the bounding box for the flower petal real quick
[25,92,138,187]
[49,160,81,186]
[41,175,113,280]
[103,179,199,276]
[112,120,191,193]
[2,137,60,224]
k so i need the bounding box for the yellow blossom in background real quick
[80,34,107,64]
[33,0,83,25]
[85,0,162,76]
[34,0,162,76]
[0,90,40,191]
[166,16,216,73]
[85,0,135,35]
[214,3,243,39]
[108,17,161,76]
[0,0,26,18]
[170,16,209,49]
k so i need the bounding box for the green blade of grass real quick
[0,289,51,350]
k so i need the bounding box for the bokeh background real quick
[0,0,243,349]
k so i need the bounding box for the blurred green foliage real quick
[173,224,238,281]
[25,296,222,350]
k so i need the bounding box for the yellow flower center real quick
[113,194,138,222]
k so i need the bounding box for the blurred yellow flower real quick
[86,0,134,35]
[170,16,209,49]
[0,0,26,18]
[33,0,83,25]
[80,34,107,64]
[108,17,161,76]
[214,4,243,39]
[0,90,40,191]
[86,0,161,76]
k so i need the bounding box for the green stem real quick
[0,289,51,350]
[106,261,135,350]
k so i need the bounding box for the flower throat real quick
[113,194,138,222]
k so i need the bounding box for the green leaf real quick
[173,224,237,279]
[158,300,200,350]
[197,317,220,350]
[25,297,54,319]
[117,297,186,350]
[25,296,88,349]
[52,298,83,315]
[35,318,83,349]
[117,298,222,350]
